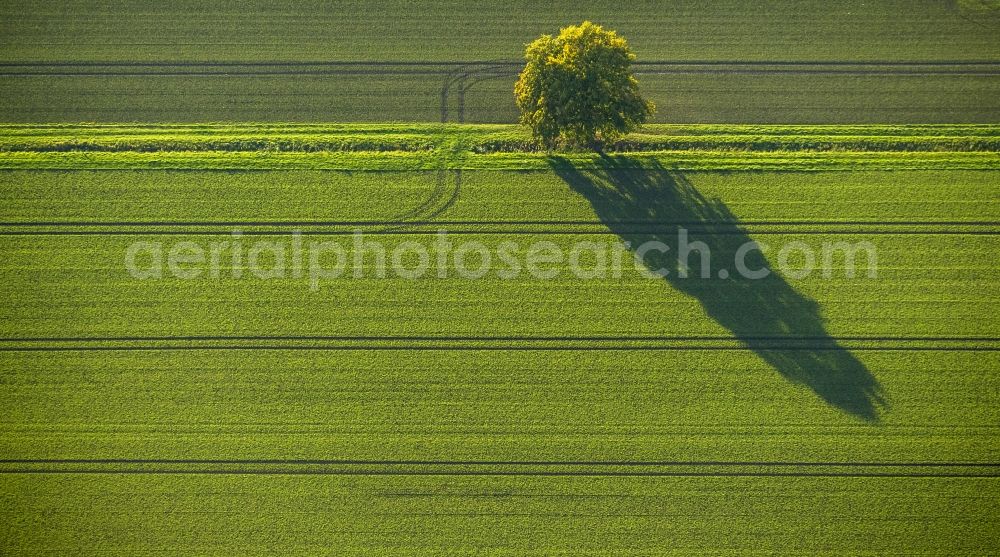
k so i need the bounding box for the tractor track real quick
[0,335,996,353]
[0,227,995,236]
[1,458,998,477]
[3,60,998,123]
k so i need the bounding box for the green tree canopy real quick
[515,21,655,150]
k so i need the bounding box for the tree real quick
[514,21,655,150]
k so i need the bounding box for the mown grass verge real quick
[3,150,995,171]
[1,124,996,171]
[2,123,999,154]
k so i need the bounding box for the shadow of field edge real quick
[548,154,886,422]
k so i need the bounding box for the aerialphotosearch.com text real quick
[124,230,878,291]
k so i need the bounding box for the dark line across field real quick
[4,346,997,352]
[0,70,453,76]
[2,459,998,478]
[0,336,996,353]
[3,61,998,72]
[3,469,996,477]
[2,60,998,67]
[4,459,997,466]
[2,66,995,78]
[1,229,995,236]
[3,69,996,76]
[0,459,997,477]
[6,167,992,174]
[3,220,996,226]
[5,335,995,342]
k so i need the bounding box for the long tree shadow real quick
[550,155,886,421]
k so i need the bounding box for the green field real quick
[1,1,998,122]
[6,475,995,555]
[2,1,1000,554]
[3,0,996,63]
[1,123,999,553]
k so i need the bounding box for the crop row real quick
[3,473,996,554]
[1,0,995,64]
[3,151,997,171]
[2,169,996,225]
[1,233,995,338]
[3,69,998,123]
[0,348,997,461]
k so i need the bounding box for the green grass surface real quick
[4,123,1000,152]
[1,124,997,171]
[1,124,998,553]
[5,150,998,171]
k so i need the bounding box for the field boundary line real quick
[4,335,996,342]
[4,346,998,352]
[4,61,998,71]
[1,335,997,353]
[3,220,997,227]
[2,228,997,236]
[3,459,997,466]
[1,458,998,478]
[3,470,996,477]
[3,458,999,478]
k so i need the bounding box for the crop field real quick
[1,1,999,555]
[1,122,999,553]
[2,1,999,123]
